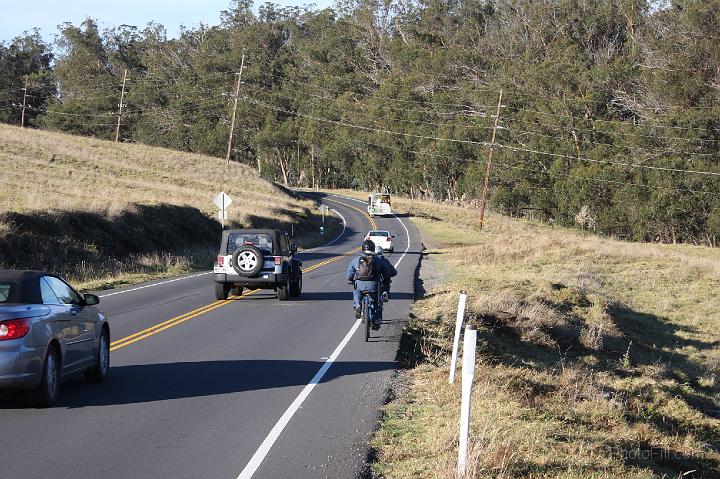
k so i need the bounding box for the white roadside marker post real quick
[319,205,329,235]
[458,325,477,478]
[449,291,468,384]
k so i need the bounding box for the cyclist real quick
[346,239,397,329]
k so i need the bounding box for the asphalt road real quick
[0,192,422,479]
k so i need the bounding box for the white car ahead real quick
[365,230,395,252]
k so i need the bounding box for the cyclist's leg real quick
[353,286,362,318]
[370,291,382,329]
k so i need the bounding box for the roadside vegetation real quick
[369,195,720,478]
[0,124,338,289]
[3,2,720,246]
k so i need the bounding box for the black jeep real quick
[213,229,302,301]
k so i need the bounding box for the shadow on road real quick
[0,359,397,409]
[226,290,415,303]
[296,291,415,302]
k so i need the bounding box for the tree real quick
[0,30,54,126]
[42,19,119,138]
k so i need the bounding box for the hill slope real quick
[0,124,333,288]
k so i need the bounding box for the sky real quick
[0,0,332,44]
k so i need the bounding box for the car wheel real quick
[215,282,231,300]
[277,280,290,301]
[85,329,110,382]
[232,286,244,296]
[232,245,264,277]
[290,271,302,297]
[27,346,60,407]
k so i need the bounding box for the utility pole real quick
[115,69,128,143]
[478,89,503,231]
[296,140,300,185]
[311,144,316,190]
[226,54,245,165]
[20,76,28,128]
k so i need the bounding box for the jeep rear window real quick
[227,233,273,255]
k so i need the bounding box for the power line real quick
[347,136,720,198]
[502,123,718,160]
[250,70,720,144]
[441,83,720,111]
[506,105,720,134]
[246,80,494,126]
[496,143,720,178]
[245,83,496,133]
[505,115,718,145]
[241,93,493,147]
[252,68,498,110]
[244,93,720,178]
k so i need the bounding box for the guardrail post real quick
[458,325,477,477]
[449,291,467,384]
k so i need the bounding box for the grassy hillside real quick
[0,124,336,289]
[361,195,720,478]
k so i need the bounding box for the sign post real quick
[449,291,468,384]
[320,205,329,224]
[458,325,477,477]
[213,192,233,229]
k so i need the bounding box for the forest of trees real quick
[1,0,719,245]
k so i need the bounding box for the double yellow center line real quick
[110,198,374,352]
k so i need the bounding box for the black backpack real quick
[356,254,378,281]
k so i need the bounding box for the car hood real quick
[0,304,51,320]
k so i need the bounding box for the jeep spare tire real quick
[232,245,264,277]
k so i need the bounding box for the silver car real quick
[0,270,110,407]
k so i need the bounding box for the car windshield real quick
[227,233,273,255]
[370,231,389,237]
[0,282,18,303]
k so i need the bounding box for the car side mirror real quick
[83,294,100,306]
[290,243,298,254]
[391,235,396,238]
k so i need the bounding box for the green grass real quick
[366,195,720,478]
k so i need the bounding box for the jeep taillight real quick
[274,256,282,265]
[216,255,225,267]
[0,318,31,341]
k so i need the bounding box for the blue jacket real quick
[346,253,397,288]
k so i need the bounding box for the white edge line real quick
[391,213,411,269]
[236,316,364,479]
[235,194,414,479]
[302,207,347,253]
[98,271,212,298]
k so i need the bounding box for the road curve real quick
[0,192,422,479]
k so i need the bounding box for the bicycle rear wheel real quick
[362,297,370,342]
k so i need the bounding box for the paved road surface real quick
[0,192,421,479]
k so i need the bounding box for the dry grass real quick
[0,124,318,223]
[0,124,337,287]
[366,194,720,478]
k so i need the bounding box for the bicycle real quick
[358,289,382,342]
